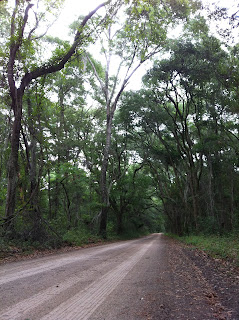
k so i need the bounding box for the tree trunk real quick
[206,153,215,218]
[47,165,53,219]
[60,180,71,229]
[230,166,234,230]
[5,92,23,228]
[99,113,113,238]
[188,167,200,231]
[117,196,124,235]
[27,97,43,240]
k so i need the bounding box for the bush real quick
[63,228,100,246]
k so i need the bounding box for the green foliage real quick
[183,15,209,38]
[179,234,239,266]
[120,32,239,236]
[63,228,100,246]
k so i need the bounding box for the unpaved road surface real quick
[0,234,238,320]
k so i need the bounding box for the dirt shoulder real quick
[182,244,239,320]
[89,234,238,320]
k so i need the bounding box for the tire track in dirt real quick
[0,271,92,320]
[0,245,136,319]
[39,239,154,320]
[0,242,131,286]
[0,237,155,320]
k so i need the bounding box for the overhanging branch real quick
[20,1,111,92]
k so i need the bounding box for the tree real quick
[86,0,201,237]
[3,0,117,230]
[119,34,239,235]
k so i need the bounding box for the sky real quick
[49,0,108,39]
[47,0,238,90]
[49,0,239,46]
[51,0,238,39]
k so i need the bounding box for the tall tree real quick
[86,0,201,237]
[119,34,239,234]
[3,0,116,229]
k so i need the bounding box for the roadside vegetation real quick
[171,234,239,266]
[0,224,150,261]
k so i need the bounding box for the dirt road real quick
[0,234,237,320]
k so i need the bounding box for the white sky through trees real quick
[44,0,239,90]
[50,0,238,40]
[5,0,238,90]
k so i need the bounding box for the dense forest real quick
[0,0,238,248]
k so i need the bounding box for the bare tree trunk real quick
[27,97,43,240]
[60,180,71,229]
[117,196,124,235]
[188,165,200,231]
[99,113,113,238]
[205,153,214,219]
[47,164,53,219]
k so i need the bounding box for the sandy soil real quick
[0,234,238,320]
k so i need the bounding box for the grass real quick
[173,234,239,266]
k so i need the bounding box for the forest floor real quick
[0,234,239,319]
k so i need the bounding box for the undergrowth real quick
[0,226,149,260]
[171,234,239,266]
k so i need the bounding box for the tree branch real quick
[20,1,111,93]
